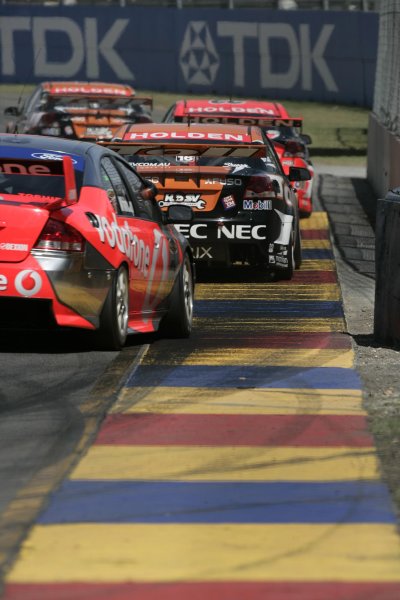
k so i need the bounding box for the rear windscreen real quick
[0,158,83,201]
[128,154,279,174]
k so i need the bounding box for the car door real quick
[101,156,175,324]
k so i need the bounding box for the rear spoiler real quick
[105,142,267,159]
[45,156,78,211]
[178,115,303,128]
[135,164,233,184]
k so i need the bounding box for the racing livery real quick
[4,82,153,142]
[108,123,310,279]
[0,134,194,348]
[163,99,314,217]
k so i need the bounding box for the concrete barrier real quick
[374,189,400,346]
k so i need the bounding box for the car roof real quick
[40,81,136,98]
[116,122,266,144]
[0,133,99,158]
[172,99,291,119]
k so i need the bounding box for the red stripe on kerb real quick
[291,271,337,283]
[300,229,330,240]
[5,582,400,600]
[190,332,351,349]
[95,414,373,447]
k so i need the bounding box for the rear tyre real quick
[294,220,302,269]
[161,254,194,338]
[96,266,129,350]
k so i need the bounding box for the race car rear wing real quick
[132,164,233,185]
[106,141,267,159]
[177,115,303,128]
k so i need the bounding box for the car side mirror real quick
[4,106,20,116]
[300,133,312,145]
[288,166,311,182]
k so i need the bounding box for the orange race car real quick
[163,98,314,217]
[4,81,153,142]
[107,122,311,279]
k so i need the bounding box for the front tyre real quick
[96,266,129,350]
[161,253,194,338]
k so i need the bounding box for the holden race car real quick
[4,81,153,142]
[163,98,314,217]
[107,123,311,279]
[0,134,194,349]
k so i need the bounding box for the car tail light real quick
[244,175,275,199]
[283,140,306,158]
[34,218,85,252]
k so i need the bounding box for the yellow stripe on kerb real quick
[193,318,345,332]
[300,259,336,271]
[301,211,329,229]
[113,387,365,416]
[8,524,400,583]
[144,349,354,368]
[195,284,340,301]
[70,446,379,482]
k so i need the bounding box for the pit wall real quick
[0,6,378,107]
[367,113,400,198]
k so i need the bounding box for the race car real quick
[3,81,153,142]
[107,123,311,279]
[0,134,194,349]
[163,98,314,217]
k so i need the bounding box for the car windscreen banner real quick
[107,143,267,159]
[179,116,303,128]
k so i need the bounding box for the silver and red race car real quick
[4,81,153,142]
[0,134,194,348]
[163,98,314,217]
[107,122,311,279]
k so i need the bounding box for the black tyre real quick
[96,266,129,350]
[161,254,194,338]
[294,220,302,269]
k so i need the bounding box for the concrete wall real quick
[367,113,400,199]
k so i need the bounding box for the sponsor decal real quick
[205,177,242,185]
[94,213,151,276]
[275,255,288,265]
[0,274,7,291]
[193,246,213,259]
[180,22,220,85]
[85,126,112,137]
[14,270,42,296]
[31,152,78,164]
[243,200,272,210]
[159,194,206,210]
[0,162,51,175]
[188,106,275,115]
[51,85,130,96]
[124,131,250,142]
[0,242,28,251]
[175,223,267,240]
[222,195,236,210]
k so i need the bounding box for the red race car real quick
[4,81,153,142]
[0,134,194,348]
[163,98,314,217]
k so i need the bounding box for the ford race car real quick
[4,82,153,142]
[107,123,311,279]
[0,134,194,349]
[163,99,314,217]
